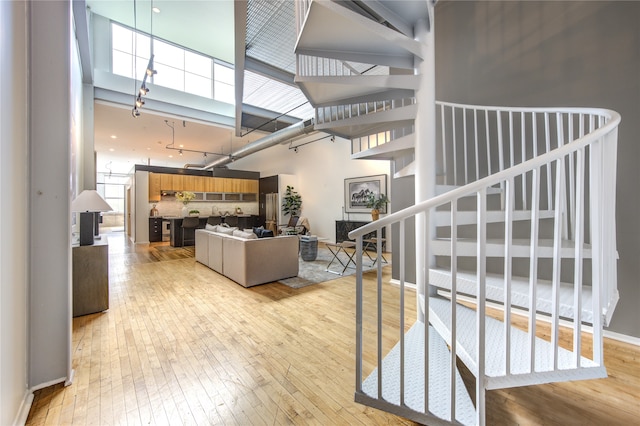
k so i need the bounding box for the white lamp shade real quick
[71,190,113,212]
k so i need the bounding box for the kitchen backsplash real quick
[149,200,259,217]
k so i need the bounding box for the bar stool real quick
[181,216,200,246]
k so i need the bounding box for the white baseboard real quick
[388,279,639,347]
[13,390,34,426]
[30,376,67,393]
[603,330,640,346]
[389,278,417,290]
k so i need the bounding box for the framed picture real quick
[344,174,387,214]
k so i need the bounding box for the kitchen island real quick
[163,215,257,247]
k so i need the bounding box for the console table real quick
[335,220,385,244]
[72,236,109,317]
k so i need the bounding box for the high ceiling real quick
[87,0,314,175]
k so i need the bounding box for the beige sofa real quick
[195,227,299,287]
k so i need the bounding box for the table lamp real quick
[71,190,113,246]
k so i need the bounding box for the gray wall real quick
[29,0,73,386]
[434,1,639,337]
[0,1,30,423]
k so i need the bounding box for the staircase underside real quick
[295,0,422,69]
[315,103,416,138]
[351,132,415,160]
[358,321,476,426]
[295,75,416,107]
[429,268,595,324]
[426,297,606,390]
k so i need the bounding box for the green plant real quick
[282,185,302,217]
[176,191,196,205]
[366,193,390,211]
[189,209,200,215]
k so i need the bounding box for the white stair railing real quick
[350,105,620,424]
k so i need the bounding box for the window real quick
[97,173,128,215]
[111,23,233,103]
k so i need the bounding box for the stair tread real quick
[314,103,416,138]
[352,132,415,160]
[426,297,605,389]
[361,321,476,425]
[295,75,417,107]
[434,209,556,226]
[431,238,592,258]
[429,268,594,323]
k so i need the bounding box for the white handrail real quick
[352,103,619,424]
[349,107,619,238]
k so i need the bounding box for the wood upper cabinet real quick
[152,173,256,195]
[148,173,161,201]
[223,178,239,193]
[222,178,258,193]
[193,176,206,192]
[160,173,174,190]
[171,174,184,191]
[244,179,259,194]
[206,177,225,192]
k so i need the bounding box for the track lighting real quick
[163,120,227,159]
[132,55,155,117]
[131,107,140,117]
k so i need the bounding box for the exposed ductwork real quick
[201,118,316,169]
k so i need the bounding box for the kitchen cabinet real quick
[149,217,162,242]
[148,172,259,200]
[149,173,161,201]
[171,174,184,191]
[160,173,174,190]
[184,175,206,192]
[223,178,258,194]
[206,177,225,192]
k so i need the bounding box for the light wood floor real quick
[26,231,639,425]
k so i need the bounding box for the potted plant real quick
[366,193,389,221]
[281,185,302,218]
[176,191,196,216]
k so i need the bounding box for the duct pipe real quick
[202,118,315,169]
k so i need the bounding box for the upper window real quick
[111,23,234,104]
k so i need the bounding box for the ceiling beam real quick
[234,0,248,137]
[73,0,93,84]
[244,57,296,86]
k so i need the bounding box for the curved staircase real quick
[294,1,621,425]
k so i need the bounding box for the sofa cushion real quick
[205,223,216,231]
[252,226,274,238]
[216,225,237,235]
[233,229,258,240]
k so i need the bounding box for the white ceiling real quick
[86,0,306,175]
[86,0,235,63]
[94,101,269,175]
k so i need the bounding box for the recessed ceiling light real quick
[147,147,151,150]
[152,7,160,13]
[179,144,184,148]
[168,155,173,158]
[109,148,115,152]
[110,135,117,139]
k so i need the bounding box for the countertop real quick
[150,214,255,219]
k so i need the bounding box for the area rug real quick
[279,245,378,289]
